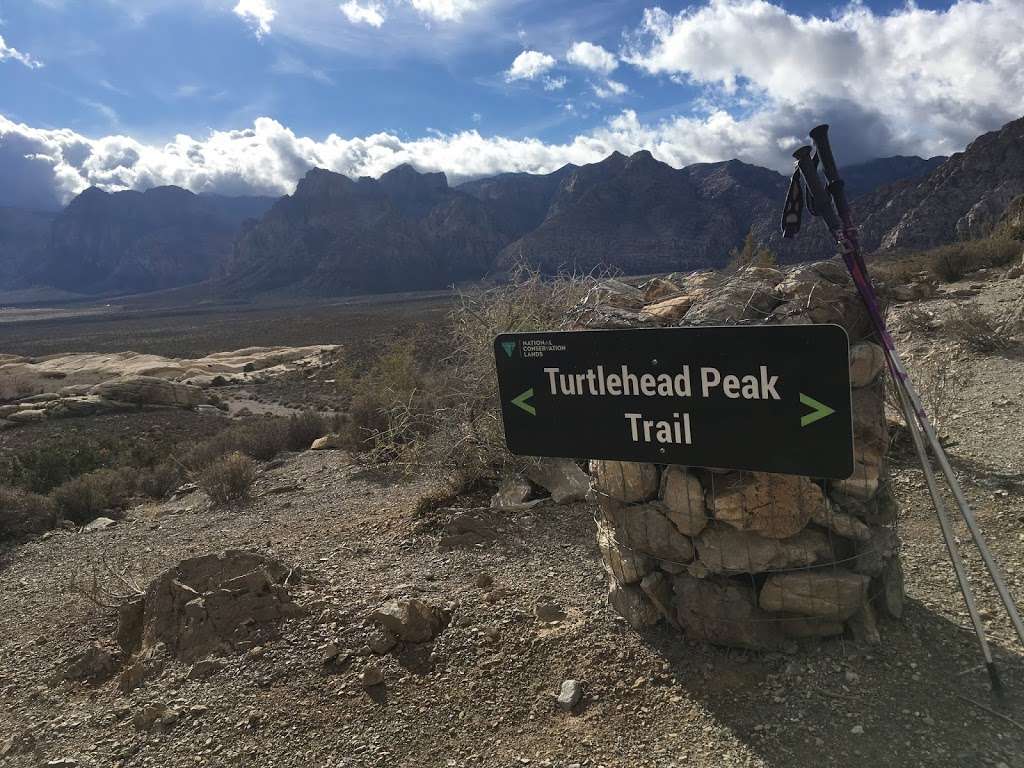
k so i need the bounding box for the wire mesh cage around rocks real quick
[581,259,903,649]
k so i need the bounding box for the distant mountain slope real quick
[499,152,788,274]
[221,166,510,295]
[840,155,947,200]
[457,164,577,234]
[853,116,1024,251]
[0,207,55,289]
[6,114,1024,299]
[39,186,274,294]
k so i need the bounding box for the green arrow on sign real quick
[511,388,535,416]
[799,392,835,427]
[501,340,516,357]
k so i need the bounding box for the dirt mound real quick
[117,550,305,663]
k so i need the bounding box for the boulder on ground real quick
[90,376,206,408]
[596,519,653,585]
[673,575,785,650]
[682,274,783,325]
[640,277,682,302]
[854,526,900,576]
[526,458,590,504]
[608,582,660,628]
[849,342,887,387]
[310,433,346,450]
[810,504,870,542]
[831,444,884,501]
[758,570,868,621]
[584,279,646,310]
[601,501,694,564]
[368,599,449,643]
[696,524,833,574]
[591,460,659,503]
[7,408,46,423]
[121,550,304,663]
[876,557,905,619]
[57,643,120,684]
[491,475,534,508]
[709,472,824,539]
[556,679,584,710]
[660,467,707,536]
[640,294,698,323]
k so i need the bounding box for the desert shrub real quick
[333,337,447,457]
[0,486,57,539]
[892,305,940,335]
[944,305,1009,352]
[929,245,972,282]
[137,461,184,499]
[398,267,594,482]
[197,452,256,506]
[726,231,776,273]
[0,442,110,495]
[887,348,974,441]
[284,411,331,451]
[924,236,1021,283]
[181,418,289,470]
[971,237,1022,268]
[52,468,136,524]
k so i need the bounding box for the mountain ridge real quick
[4,115,1024,299]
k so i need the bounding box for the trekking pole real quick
[785,136,1007,690]
[808,125,1024,652]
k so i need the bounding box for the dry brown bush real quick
[887,348,974,440]
[137,461,184,499]
[944,304,1010,353]
[197,452,256,506]
[51,468,135,524]
[930,246,973,283]
[330,267,596,487]
[0,485,57,539]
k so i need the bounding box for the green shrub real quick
[52,468,135,524]
[0,486,56,539]
[197,452,256,506]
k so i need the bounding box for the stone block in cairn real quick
[585,260,904,648]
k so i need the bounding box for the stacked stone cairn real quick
[574,259,903,649]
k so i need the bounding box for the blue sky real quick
[0,0,1021,207]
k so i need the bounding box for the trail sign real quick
[494,325,854,479]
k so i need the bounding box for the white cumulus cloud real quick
[1,105,938,211]
[592,79,628,99]
[408,0,478,23]
[505,50,556,82]
[233,0,276,39]
[566,41,617,75]
[340,0,386,28]
[623,0,1024,157]
[0,34,44,69]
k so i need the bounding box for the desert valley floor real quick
[1,275,1023,768]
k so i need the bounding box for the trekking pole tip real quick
[986,662,1005,697]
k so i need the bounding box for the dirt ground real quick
[1,274,1023,768]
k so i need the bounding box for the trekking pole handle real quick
[792,146,842,232]
[809,123,852,224]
